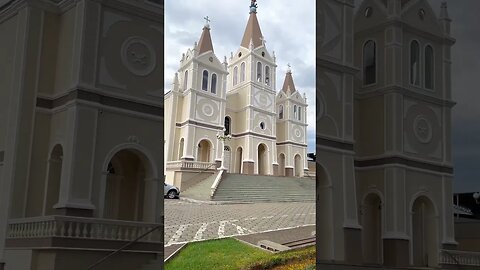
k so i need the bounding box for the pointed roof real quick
[240,12,264,49]
[197,25,214,55]
[281,69,296,95]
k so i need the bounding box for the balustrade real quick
[7,216,162,243]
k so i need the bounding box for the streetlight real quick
[473,192,480,204]
[216,128,232,171]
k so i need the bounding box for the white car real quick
[164,183,180,199]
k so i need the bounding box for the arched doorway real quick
[411,196,438,267]
[294,154,302,177]
[257,144,267,175]
[104,149,152,221]
[317,164,333,261]
[361,193,383,265]
[43,144,63,215]
[236,147,243,174]
[197,139,212,162]
[278,153,286,176]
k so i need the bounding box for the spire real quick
[439,1,451,35]
[240,2,264,49]
[197,16,214,55]
[281,65,296,95]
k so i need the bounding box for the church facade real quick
[318,0,457,268]
[164,2,309,186]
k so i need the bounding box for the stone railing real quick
[166,160,216,170]
[210,169,224,197]
[439,249,480,266]
[7,216,162,243]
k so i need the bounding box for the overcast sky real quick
[165,0,316,152]
[353,0,480,192]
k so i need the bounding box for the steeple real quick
[240,1,264,49]
[197,16,214,55]
[281,65,296,95]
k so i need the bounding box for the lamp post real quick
[473,192,480,204]
[216,128,232,171]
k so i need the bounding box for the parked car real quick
[164,182,180,199]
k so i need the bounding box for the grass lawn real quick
[165,238,315,270]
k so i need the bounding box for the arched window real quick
[279,105,284,119]
[224,116,231,135]
[233,66,238,86]
[211,73,217,94]
[294,105,297,119]
[240,62,246,82]
[184,70,188,90]
[363,40,376,85]
[410,40,420,86]
[202,70,208,90]
[425,45,434,89]
[257,62,262,82]
[265,66,270,86]
[298,106,301,121]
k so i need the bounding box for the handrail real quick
[210,170,225,197]
[86,223,162,270]
[304,170,315,180]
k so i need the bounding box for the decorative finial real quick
[259,36,266,46]
[250,0,258,13]
[287,63,291,73]
[203,16,211,28]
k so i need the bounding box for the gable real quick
[354,0,389,33]
[401,0,443,37]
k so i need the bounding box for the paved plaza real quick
[164,200,315,246]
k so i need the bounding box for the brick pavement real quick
[164,200,315,247]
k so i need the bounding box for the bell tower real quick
[164,18,228,187]
[353,0,456,267]
[275,66,308,177]
[225,0,278,175]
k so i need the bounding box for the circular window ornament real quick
[260,122,265,130]
[419,9,425,20]
[202,104,214,117]
[295,128,301,138]
[121,36,156,76]
[238,52,242,57]
[261,51,265,57]
[413,115,432,144]
[209,56,213,62]
[365,7,372,17]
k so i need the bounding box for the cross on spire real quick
[204,16,210,25]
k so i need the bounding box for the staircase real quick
[212,173,315,202]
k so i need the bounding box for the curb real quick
[179,196,254,205]
[164,243,186,263]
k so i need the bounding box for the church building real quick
[164,1,309,187]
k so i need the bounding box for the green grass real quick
[165,238,315,270]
